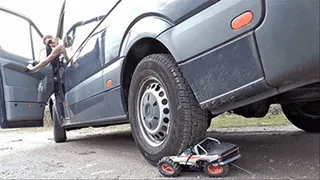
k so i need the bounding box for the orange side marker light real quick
[231,11,254,30]
[107,80,113,88]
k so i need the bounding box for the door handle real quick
[28,60,39,66]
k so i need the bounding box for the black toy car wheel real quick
[158,157,181,177]
[281,101,320,133]
[52,103,67,143]
[128,54,208,165]
[204,163,229,177]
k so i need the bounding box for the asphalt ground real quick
[0,125,319,179]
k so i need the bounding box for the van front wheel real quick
[128,54,208,165]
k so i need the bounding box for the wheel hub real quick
[138,79,171,147]
[142,93,159,130]
[145,103,154,119]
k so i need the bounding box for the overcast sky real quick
[0,0,64,35]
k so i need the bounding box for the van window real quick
[0,10,33,59]
[62,0,119,59]
[68,19,99,55]
[31,27,46,61]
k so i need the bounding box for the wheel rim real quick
[161,164,174,174]
[137,77,171,147]
[207,164,223,175]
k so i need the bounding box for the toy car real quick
[158,137,241,177]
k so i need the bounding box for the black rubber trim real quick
[174,0,220,25]
[63,115,128,129]
[0,68,8,128]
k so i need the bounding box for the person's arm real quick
[27,44,63,71]
[62,47,70,62]
[62,47,79,68]
[60,45,79,68]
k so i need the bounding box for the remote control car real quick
[158,137,241,177]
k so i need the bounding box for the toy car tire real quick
[158,157,181,177]
[204,163,229,177]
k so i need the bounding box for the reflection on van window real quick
[0,11,32,59]
[62,0,119,59]
[68,18,99,53]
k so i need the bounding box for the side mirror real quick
[63,36,73,48]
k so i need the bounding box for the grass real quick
[211,113,291,128]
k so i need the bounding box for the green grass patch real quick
[211,113,290,128]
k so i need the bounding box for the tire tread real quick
[53,104,67,143]
[142,54,208,152]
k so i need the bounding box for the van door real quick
[0,7,54,128]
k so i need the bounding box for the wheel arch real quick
[119,15,173,57]
[121,37,171,111]
[118,15,175,111]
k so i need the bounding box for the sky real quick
[0,0,64,35]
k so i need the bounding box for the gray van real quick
[0,0,319,165]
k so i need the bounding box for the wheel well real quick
[122,38,170,111]
[196,160,208,167]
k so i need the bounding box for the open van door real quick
[0,7,54,128]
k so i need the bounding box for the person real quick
[27,35,69,71]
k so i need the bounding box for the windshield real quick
[199,138,216,152]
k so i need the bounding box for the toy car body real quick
[158,137,240,177]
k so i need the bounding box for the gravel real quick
[0,125,319,179]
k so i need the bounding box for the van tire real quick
[282,102,320,133]
[128,53,208,165]
[53,103,67,143]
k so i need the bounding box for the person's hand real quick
[27,64,34,71]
